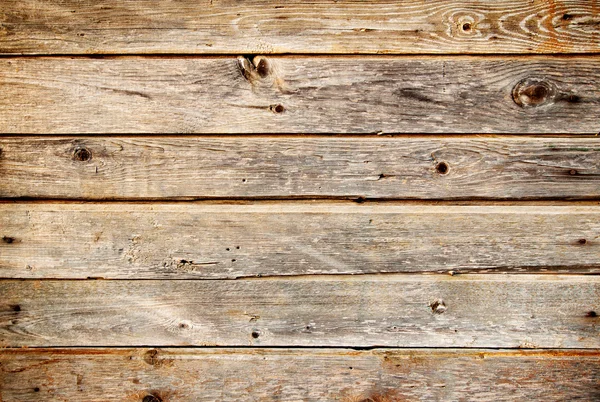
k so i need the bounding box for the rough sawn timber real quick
[1,348,599,401]
[1,56,599,133]
[1,203,600,278]
[1,275,599,348]
[1,136,599,200]
[1,0,600,55]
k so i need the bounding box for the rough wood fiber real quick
[1,136,600,200]
[1,275,599,348]
[1,349,599,402]
[1,1,599,55]
[0,57,599,133]
[2,203,600,278]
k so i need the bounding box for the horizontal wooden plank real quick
[1,349,599,402]
[1,275,598,347]
[1,1,599,55]
[1,136,600,200]
[0,57,599,133]
[1,203,599,279]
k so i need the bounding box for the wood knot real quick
[237,55,271,83]
[435,161,449,175]
[430,299,446,314]
[562,13,574,21]
[73,147,92,162]
[2,236,16,244]
[512,79,557,108]
[143,349,160,366]
[255,57,270,78]
[269,104,285,114]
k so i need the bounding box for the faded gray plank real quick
[0,57,598,133]
[1,204,600,279]
[1,348,599,402]
[1,136,599,200]
[1,1,599,55]
[0,275,598,347]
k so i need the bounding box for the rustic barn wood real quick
[2,0,599,398]
[0,57,598,133]
[1,0,599,55]
[1,136,600,200]
[2,203,599,279]
[1,348,599,401]
[1,275,598,348]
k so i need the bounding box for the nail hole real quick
[226,248,230,251]
[143,395,162,402]
[34,387,40,392]
[73,147,92,162]
[242,178,247,182]
[10,304,21,312]
[231,259,236,262]
[579,238,587,245]
[270,104,285,114]
[179,322,189,329]
[562,13,573,21]
[251,331,260,338]
[436,162,449,174]
[462,22,471,32]
[586,311,597,318]
[2,236,15,244]
[236,246,240,249]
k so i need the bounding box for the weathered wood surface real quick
[1,349,599,402]
[0,57,598,134]
[2,136,600,200]
[1,275,599,348]
[1,1,600,55]
[2,203,600,278]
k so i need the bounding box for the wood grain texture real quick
[1,1,600,55]
[1,348,599,402]
[1,57,599,133]
[2,203,600,279]
[1,275,599,347]
[1,136,600,200]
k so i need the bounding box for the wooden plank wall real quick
[1,1,599,401]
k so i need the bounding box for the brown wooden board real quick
[1,136,600,200]
[1,348,599,401]
[0,57,599,133]
[1,0,599,55]
[2,203,600,279]
[1,275,598,348]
